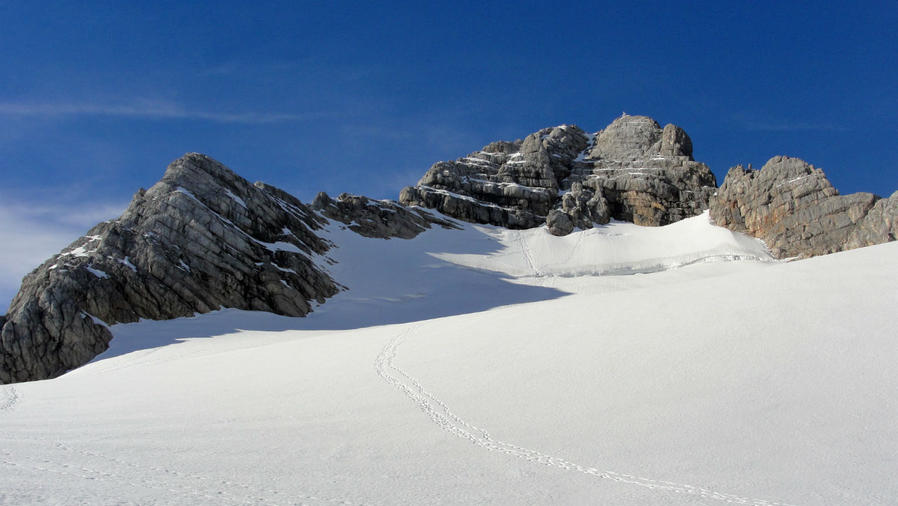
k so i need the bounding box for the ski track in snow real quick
[516,230,543,277]
[375,323,797,506]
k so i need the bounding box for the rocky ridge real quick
[311,191,457,239]
[709,156,897,258]
[0,154,450,383]
[399,114,718,235]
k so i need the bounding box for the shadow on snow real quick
[92,222,569,364]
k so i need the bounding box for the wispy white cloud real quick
[9,202,129,228]
[0,198,127,311]
[0,100,329,124]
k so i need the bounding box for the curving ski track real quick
[516,229,544,277]
[375,323,796,506]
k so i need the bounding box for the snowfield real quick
[1,212,896,505]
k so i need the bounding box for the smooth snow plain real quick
[1,211,896,505]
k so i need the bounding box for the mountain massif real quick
[2,114,895,383]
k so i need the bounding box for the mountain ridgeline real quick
[0,155,453,383]
[2,114,896,383]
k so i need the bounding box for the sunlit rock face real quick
[709,155,895,258]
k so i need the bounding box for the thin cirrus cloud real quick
[0,100,330,124]
[0,198,127,311]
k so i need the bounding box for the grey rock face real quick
[709,155,890,258]
[399,114,717,232]
[312,192,458,239]
[0,154,443,384]
[577,116,716,226]
[559,182,611,230]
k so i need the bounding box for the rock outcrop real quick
[0,154,448,384]
[846,191,898,249]
[709,156,895,258]
[399,114,718,234]
[311,192,457,239]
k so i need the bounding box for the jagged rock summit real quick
[400,114,718,235]
[0,153,450,383]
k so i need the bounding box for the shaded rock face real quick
[399,114,717,232]
[0,154,443,384]
[709,156,894,258]
[311,192,458,239]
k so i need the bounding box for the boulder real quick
[546,210,574,236]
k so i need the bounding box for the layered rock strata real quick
[0,154,447,383]
[709,156,896,258]
[400,114,718,234]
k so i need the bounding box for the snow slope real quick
[1,212,896,505]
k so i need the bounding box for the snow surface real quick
[1,213,896,505]
[119,256,137,272]
[225,189,247,208]
[84,266,110,279]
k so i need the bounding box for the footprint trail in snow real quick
[375,323,796,506]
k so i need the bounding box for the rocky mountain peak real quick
[590,114,659,160]
[585,114,693,161]
[0,154,450,383]
[400,114,716,234]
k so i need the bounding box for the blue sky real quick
[1,0,896,307]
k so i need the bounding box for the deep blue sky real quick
[1,0,896,307]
